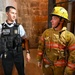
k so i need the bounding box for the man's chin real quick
[12,19,16,22]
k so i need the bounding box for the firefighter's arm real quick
[22,35,30,62]
[64,34,75,75]
[37,35,45,67]
[64,50,75,75]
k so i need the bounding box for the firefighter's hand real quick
[64,72,68,75]
[26,53,31,62]
[38,62,42,67]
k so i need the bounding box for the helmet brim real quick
[50,14,70,23]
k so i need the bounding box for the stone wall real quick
[17,0,48,48]
[0,0,6,23]
[56,0,68,9]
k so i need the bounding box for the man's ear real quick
[61,19,65,22]
[6,12,9,17]
[60,19,65,24]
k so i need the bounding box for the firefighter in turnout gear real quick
[37,6,75,75]
[0,6,30,75]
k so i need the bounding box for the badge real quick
[4,52,7,58]
[14,30,18,34]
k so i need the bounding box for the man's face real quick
[6,8,17,22]
[50,16,60,28]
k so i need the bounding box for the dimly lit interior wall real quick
[6,0,17,8]
[17,0,48,48]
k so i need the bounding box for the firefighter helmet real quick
[51,6,69,21]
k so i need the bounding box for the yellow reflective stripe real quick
[54,60,66,66]
[68,44,75,51]
[37,50,43,56]
[68,62,75,70]
[45,42,65,50]
[43,58,50,64]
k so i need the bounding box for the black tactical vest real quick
[1,23,22,50]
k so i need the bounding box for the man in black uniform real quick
[0,6,30,75]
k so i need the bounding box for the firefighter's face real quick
[6,8,17,22]
[50,16,61,28]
